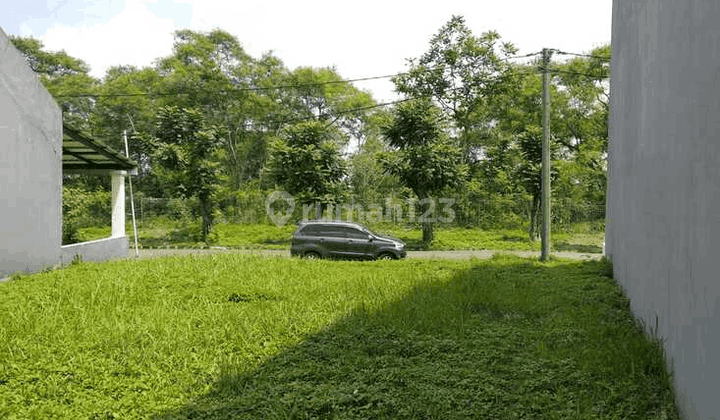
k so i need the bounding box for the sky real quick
[2,0,612,103]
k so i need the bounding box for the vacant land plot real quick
[0,255,676,419]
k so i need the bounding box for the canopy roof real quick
[62,124,137,172]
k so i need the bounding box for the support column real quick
[111,171,126,238]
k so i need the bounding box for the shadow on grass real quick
[553,241,603,253]
[403,238,428,251]
[153,259,678,419]
[500,234,528,242]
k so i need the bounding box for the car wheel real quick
[304,251,321,260]
[378,252,395,261]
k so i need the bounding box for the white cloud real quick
[40,0,177,79]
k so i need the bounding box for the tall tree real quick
[392,15,517,161]
[154,29,264,194]
[90,65,166,195]
[146,106,222,239]
[278,67,376,148]
[381,99,467,245]
[263,120,347,219]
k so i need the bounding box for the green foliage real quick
[264,120,347,214]
[381,99,467,245]
[348,137,405,204]
[61,186,91,244]
[393,15,517,158]
[13,23,610,238]
[0,257,679,419]
[61,186,112,244]
[155,29,253,112]
[9,35,98,130]
[149,106,222,239]
[92,66,162,177]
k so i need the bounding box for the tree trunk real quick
[422,221,434,247]
[199,197,213,241]
[528,195,541,241]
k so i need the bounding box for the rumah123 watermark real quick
[265,191,455,228]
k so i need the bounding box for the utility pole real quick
[124,131,139,257]
[540,48,553,262]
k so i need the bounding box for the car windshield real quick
[359,226,373,236]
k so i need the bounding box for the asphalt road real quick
[125,248,603,261]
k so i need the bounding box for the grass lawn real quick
[1,255,677,419]
[78,220,605,253]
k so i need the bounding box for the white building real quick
[607,2,720,419]
[1,27,136,278]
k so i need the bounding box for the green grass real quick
[77,220,605,253]
[372,225,604,252]
[1,256,677,419]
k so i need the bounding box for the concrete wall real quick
[60,236,129,265]
[0,28,63,278]
[607,2,720,419]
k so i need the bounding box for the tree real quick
[274,67,376,151]
[89,65,168,195]
[468,46,610,235]
[515,126,559,240]
[381,99,467,245]
[9,35,98,130]
[392,15,517,161]
[263,120,347,219]
[147,106,222,239]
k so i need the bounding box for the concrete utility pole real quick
[540,48,553,262]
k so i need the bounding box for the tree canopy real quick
[10,19,610,246]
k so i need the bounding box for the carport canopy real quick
[62,124,137,174]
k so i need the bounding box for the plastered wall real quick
[607,2,720,419]
[0,28,63,277]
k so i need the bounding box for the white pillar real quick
[111,171,126,238]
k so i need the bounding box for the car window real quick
[342,227,367,239]
[300,225,322,236]
[320,226,346,237]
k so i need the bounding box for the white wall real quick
[607,2,720,419]
[61,236,129,264]
[0,28,63,277]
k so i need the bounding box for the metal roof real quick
[62,124,137,172]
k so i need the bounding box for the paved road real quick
[125,248,603,261]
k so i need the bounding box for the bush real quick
[62,186,91,244]
[62,187,114,244]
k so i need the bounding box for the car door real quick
[295,224,322,254]
[340,226,373,257]
[318,225,349,257]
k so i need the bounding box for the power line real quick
[51,49,607,100]
[550,68,609,79]
[54,72,400,99]
[54,53,549,99]
[275,97,419,126]
[553,50,610,62]
[501,51,543,61]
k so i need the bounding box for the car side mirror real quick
[368,235,373,241]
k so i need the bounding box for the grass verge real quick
[1,255,676,419]
[78,220,604,253]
